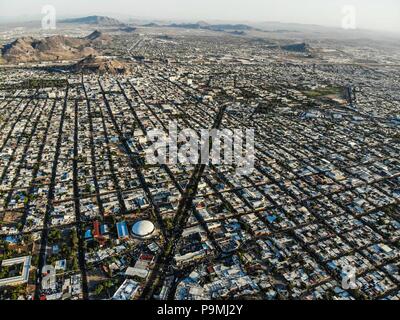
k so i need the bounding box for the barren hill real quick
[1,31,112,64]
[84,30,112,44]
[72,54,129,74]
[281,42,311,53]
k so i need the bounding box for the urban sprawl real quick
[0,20,399,300]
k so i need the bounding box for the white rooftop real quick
[132,220,155,238]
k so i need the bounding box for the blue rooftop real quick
[117,221,129,239]
[84,229,93,240]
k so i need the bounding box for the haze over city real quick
[1,0,400,33]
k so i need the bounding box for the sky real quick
[1,0,400,32]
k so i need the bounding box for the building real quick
[0,256,31,287]
[112,279,140,300]
[131,220,155,239]
[116,221,129,239]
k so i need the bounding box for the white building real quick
[0,256,31,287]
[131,220,155,239]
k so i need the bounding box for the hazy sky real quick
[1,0,400,32]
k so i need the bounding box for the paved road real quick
[140,104,227,300]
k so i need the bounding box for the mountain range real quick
[60,15,123,26]
[143,21,256,33]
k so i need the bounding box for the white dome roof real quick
[132,220,155,237]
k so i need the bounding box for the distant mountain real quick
[227,30,246,36]
[146,21,255,33]
[196,21,210,28]
[61,15,122,26]
[167,23,204,29]
[142,22,160,28]
[120,26,136,33]
[207,24,254,32]
[0,31,112,63]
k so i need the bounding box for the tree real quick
[72,256,79,270]
[94,284,104,296]
[49,229,62,243]
[71,230,79,249]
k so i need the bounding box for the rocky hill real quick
[281,42,311,53]
[1,35,95,63]
[84,30,112,43]
[72,54,129,74]
[0,31,112,64]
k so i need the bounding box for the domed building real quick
[131,220,155,239]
